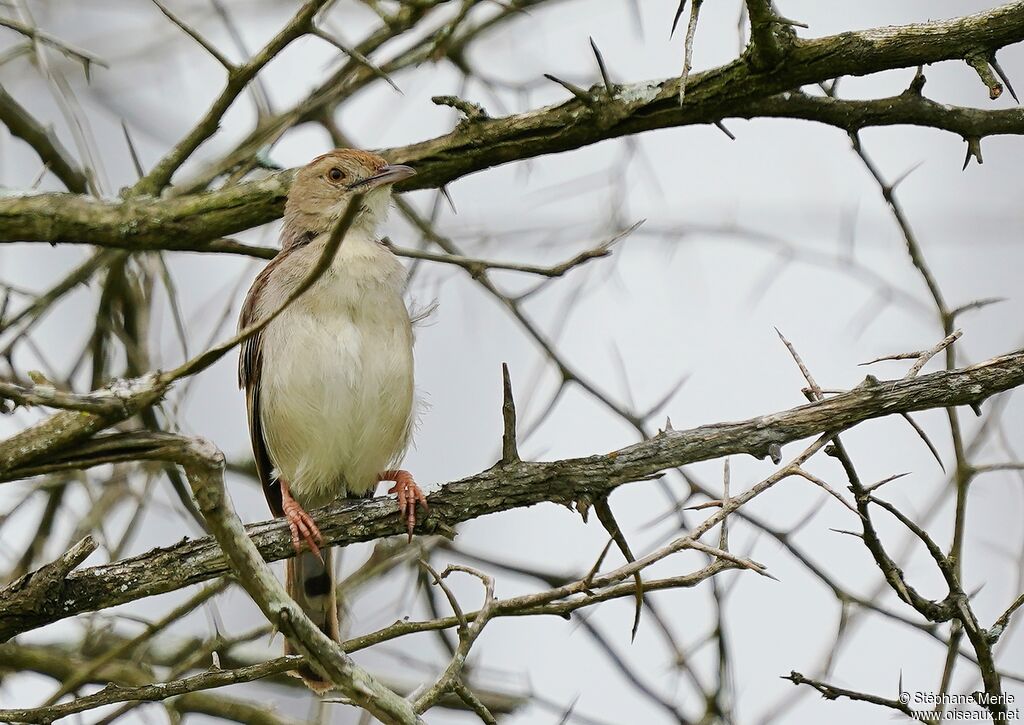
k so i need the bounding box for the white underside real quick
[259,227,413,508]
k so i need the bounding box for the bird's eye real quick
[328,167,345,182]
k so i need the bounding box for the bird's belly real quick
[260,298,413,508]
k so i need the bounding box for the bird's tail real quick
[285,547,339,693]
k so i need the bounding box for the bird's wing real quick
[239,256,286,518]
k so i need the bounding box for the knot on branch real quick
[903,67,927,96]
[744,4,804,73]
[431,95,488,124]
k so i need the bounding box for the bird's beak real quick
[348,164,416,190]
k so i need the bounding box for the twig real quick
[150,0,234,70]
[0,656,305,723]
[783,671,914,718]
[904,330,963,378]
[0,86,89,193]
[413,565,497,713]
[0,16,106,69]
[678,0,702,103]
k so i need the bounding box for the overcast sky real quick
[2,2,1023,723]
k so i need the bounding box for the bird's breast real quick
[259,243,414,508]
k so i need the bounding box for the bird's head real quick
[282,149,416,247]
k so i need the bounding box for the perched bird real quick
[238,149,428,692]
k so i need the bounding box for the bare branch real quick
[0,86,89,193]
[1,350,1022,639]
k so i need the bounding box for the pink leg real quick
[379,470,428,542]
[280,479,323,560]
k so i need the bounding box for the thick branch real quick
[1,350,1021,641]
[3,3,1024,249]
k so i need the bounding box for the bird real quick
[238,148,428,692]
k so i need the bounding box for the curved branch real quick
[178,439,422,724]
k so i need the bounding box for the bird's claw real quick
[281,485,323,561]
[386,470,428,542]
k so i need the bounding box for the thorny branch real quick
[5,4,1024,249]
[1,350,1022,640]
[2,2,1023,723]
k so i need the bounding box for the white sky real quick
[1,2,1023,724]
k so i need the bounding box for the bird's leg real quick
[280,479,323,560]
[379,470,428,542]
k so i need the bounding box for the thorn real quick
[30,161,50,191]
[317,31,401,94]
[543,73,592,104]
[864,472,912,494]
[962,137,983,170]
[121,119,145,180]
[899,413,944,472]
[989,52,1018,102]
[683,499,723,511]
[594,499,643,641]
[500,363,520,465]
[439,184,457,215]
[819,78,839,98]
[776,15,809,29]
[714,120,735,140]
[669,0,688,38]
[151,0,235,72]
[889,161,924,192]
[970,402,983,417]
[767,443,783,465]
[589,37,615,95]
[950,296,1005,320]
[582,538,616,590]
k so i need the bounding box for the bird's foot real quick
[381,470,428,542]
[281,480,323,560]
